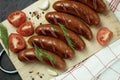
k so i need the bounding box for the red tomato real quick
[8,33,26,53]
[17,21,34,36]
[96,27,113,46]
[7,10,26,27]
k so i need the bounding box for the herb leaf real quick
[0,23,9,55]
[58,23,74,51]
[33,43,56,64]
[52,24,58,32]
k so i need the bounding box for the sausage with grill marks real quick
[28,35,74,59]
[53,1,100,26]
[74,0,106,13]
[35,24,86,51]
[45,12,93,40]
[18,48,66,70]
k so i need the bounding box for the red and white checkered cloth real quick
[108,0,120,21]
[52,0,120,80]
[98,57,120,80]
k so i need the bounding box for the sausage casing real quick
[28,36,74,58]
[35,24,86,50]
[18,48,66,70]
[75,0,106,13]
[45,12,93,40]
[53,1,100,26]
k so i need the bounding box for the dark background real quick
[0,0,37,80]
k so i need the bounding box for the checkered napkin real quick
[108,0,120,21]
[52,0,120,80]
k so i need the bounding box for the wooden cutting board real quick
[1,0,120,80]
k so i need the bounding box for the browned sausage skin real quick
[35,24,86,50]
[28,36,74,59]
[18,48,66,70]
[45,12,93,40]
[74,0,106,13]
[53,1,100,26]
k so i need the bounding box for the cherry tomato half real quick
[96,27,113,46]
[8,33,26,53]
[17,21,34,36]
[7,10,26,27]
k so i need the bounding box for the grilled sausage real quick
[53,1,100,26]
[35,24,86,50]
[45,12,93,40]
[74,0,106,13]
[18,48,66,70]
[28,36,74,59]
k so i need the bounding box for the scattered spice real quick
[29,71,45,79]
[28,10,42,20]
[29,70,33,73]
[29,12,32,14]
[39,73,44,79]
[36,15,40,19]
[33,11,38,15]
[37,72,39,75]
[30,76,34,80]
[29,18,31,20]
[40,75,43,78]
[42,11,45,14]
[40,23,42,25]
[32,77,34,80]
[30,11,38,17]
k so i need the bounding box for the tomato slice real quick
[17,21,34,36]
[7,10,26,27]
[96,27,113,46]
[8,33,26,53]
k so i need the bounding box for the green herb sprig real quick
[33,43,56,64]
[58,23,74,51]
[0,23,9,55]
[52,24,58,32]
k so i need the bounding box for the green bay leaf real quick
[0,23,9,55]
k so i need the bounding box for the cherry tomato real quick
[8,33,26,53]
[96,27,113,46]
[7,10,26,27]
[17,21,34,36]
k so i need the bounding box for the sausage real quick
[28,35,74,59]
[53,1,100,26]
[18,48,66,70]
[45,12,93,40]
[74,0,106,13]
[35,24,86,50]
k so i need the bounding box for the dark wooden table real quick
[0,0,37,80]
